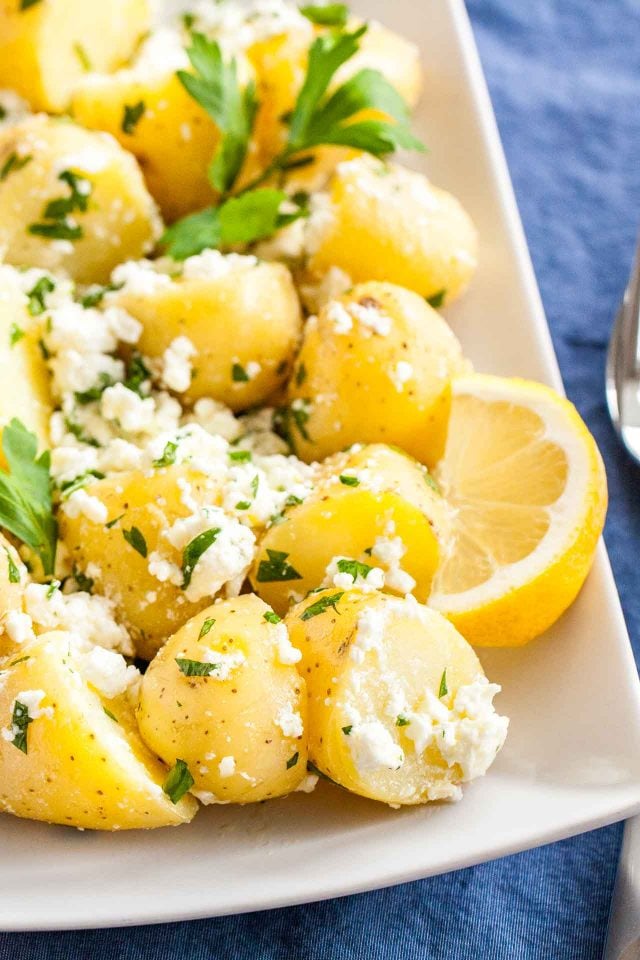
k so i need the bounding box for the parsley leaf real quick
[182,528,220,588]
[438,668,448,699]
[103,707,118,723]
[73,42,92,72]
[396,714,410,727]
[341,724,352,735]
[74,371,115,405]
[0,419,57,575]
[232,362,249,383]
[229,449,251,463]
[122,100,145,135]
[175,657,219,677]
[339,474,359,487]
[28,169,92,242]
[0,151,32,181]
[299,3,349,26]
[335,558,372,581]
[9,700,33,753]
[73,565,94,593]
[198,617,216,639]
[26,276,55,316]
[163,759,194,804]
[286,751,299,769]
[263,610,281,624]
[177,33,257,194]
[80,281,123,309]
[20,0,43,9]
[301,591,344,620]
[256,549,302,583]
[122,526,147,558]
[4,546,21,583]
[123,353,151,395]
[59,470,104,500]
[9,323,24,347]
[427,289,447,309]
[153,440,178,468]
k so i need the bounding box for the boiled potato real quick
[286,281,465,465]
[111,253,302,410]
[0,533,28,658]
[250,443,449,615]
[305,156,478,304]
[0,115,161,284]
[0,0,150,113]
[137,594,308,804]
[0,631,198,829]
[0,266,52,461]
[71,30,236,222]
[59,465,255,660]
[286,590,508,805]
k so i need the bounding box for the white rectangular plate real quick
[2,0,640,931]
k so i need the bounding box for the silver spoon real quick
[604,239,640,959]
[606,236,640,463]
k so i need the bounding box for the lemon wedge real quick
[430,374,607,646]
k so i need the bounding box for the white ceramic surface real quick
[1,0,640,931]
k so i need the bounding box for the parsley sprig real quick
[0,419,57,575]
[163,21,424,259]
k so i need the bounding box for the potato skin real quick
[306,158,478,304]
[0,116,161,284]
[287,281,465,466]
[0,276,51,463]
[286,590,483,805]
[0,0,150,112]
[0,632,197,829]
[59,467,221,660]
[137,595,308,803]
[72,72,222,223]
[114,259,302,411]
[250,443,446,615]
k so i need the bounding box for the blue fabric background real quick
[2,1,639,956]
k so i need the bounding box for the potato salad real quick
[0,0,607,831]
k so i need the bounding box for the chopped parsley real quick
[335,558,373,582]
[28,169,92,242]
[286,751,299,770]
[73,42,92,72]
[299,3,349,26]
[9,323,25,347]
[73,565,94,593]
[59,470,105,500]
[175,657,219,677]
[182,528,220,588]
[122,526,147,558]
[122,100,146,135]
[26,275,55,316]
[198,617,216,639]
[438,669,448,699]
[80,281,123,308]
[341,724,352,735]
[163,759,194,804]
[8,655,30,667]
[396,715,410,727]
[0,419,57,575]
[256,549,302,583]
[74,372,115,405]
[263,610,281,624]
[20,0,43,9]
[153,440,178,468]
[4,547,20,584]
[123,353,151,395]
[9,700,34,754]
[295,363,307,386]
[0,151,32,182]
[46,579,60,599]
[231,362,249,383]
[105,513,125,530]
[229,449,251,463]
[103,707,118,723]
[339,474,359,487]
[426,289,447,309]
[300,591,344,620]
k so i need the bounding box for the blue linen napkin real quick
[1,1,639,957]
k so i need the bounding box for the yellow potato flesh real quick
[0,116,160,284]
[287,590,483,805]
[251,443,445,615]
[72,72,222,223]
[287,282,465,466]
[0,632,197,829]
[307,160,478,304]
[137,594,308,803]
[59,467,220,660]
[114,261,302,410]
[0,0,150,112]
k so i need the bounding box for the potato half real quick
[0,0,150,112]
[137,594,308,804]
[286,281,465,466]
[0,632,197,829]
[111,254,302,410]
[0,115,161,284]
[306,157,478,305]
[250,443,449,615]
[286,590,508,805]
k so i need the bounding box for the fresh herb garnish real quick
[105,513,125,530]
[396,714,410,727]
[73,565,94,593]
[335,558,372,582]
[198,617,216,639]
[122,526,147,558]
[63,417,99,447]
[286,751,299,769]
[73,42,92,72]
[295,363,307,386]
[46,579,60,599]
[0,419,57,575]
[438,669,448,699]
[263,610,281,624]
[341,724,352,735]
[153,440,178,468]
[4,547,21,584]
[163,759,194,804]
[9,700,34,753]
[182,528,220,588]
[256,549,302,583]
[8,655,30,667]
[301,591,344,620]
[123,353,151,395]
[229,449,251,463]
[426,289,447,309]
[423,470,440,494]
[28,169,92,242]
[20,0,43,10]
[74,372,115,405]
[0,151,32,182]
[339,474,359,487]
[231,362,249,383]
[175,657,219,677]
[26,275,55,316]
[300,3,349,26]
[59,470,105,500]
[80,282,123,308]
[103,707,118,723]
[9,323,25,347]
[122,100,146,135]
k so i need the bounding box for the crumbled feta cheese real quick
[275,702,304,738]
[350,606,386,664]
[371,536,416,595]
[324,556,385,592]
[62,488,108,524]
[389,360,413,392]
[161,336,197,393]
[188,398,241,442]
[271,622,302,665]
[24,583,134,656]
[218,755,236,778]
[79,646,139,699]
[3,611,35,646]
[0,89,30,126]
[325,301,353,334]
[349,720,404,773]
[180,248,258,281]
[101,383,156,433]
[110,258,173,297]
[1,689,53,743]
